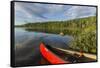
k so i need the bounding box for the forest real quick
[15,16,97,54]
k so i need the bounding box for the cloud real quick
[15,2,48,19]
[65,6,96,19]
[15,2,72,19]
[43,5,71,19]
[15,2,96,25]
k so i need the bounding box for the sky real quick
[15,2,96,25]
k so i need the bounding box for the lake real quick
[14,28,73,66]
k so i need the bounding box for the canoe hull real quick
[40,43,69,64]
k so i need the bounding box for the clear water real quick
[14,28,73,66]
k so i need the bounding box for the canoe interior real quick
[45,44,96,63]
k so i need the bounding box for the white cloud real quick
[65,6,96,19]
[15,2,48,19]
[15,2,33,19]
[15,2,96,25]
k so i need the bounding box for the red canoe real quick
[40,43,70,64]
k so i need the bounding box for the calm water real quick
[15,28,73,66]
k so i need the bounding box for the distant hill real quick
[15,16,97,54]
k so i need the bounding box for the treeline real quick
[15,16,97,54]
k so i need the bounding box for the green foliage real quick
[15,16,97,54]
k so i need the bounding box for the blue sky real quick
[15,2,96,25]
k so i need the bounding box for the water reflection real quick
[15,28,73,66]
